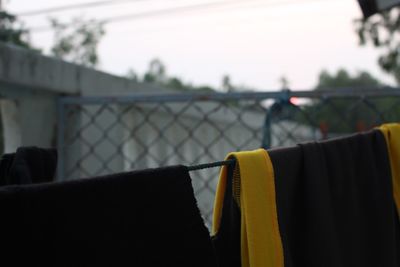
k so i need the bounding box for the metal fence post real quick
[56,97,66,182]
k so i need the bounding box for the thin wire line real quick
[27,0,335,32]
[27,0,261,32]
[187,158,235,171]
[110,0,338,36]
[102,0,260,23]
[102,0,331,24]
[17,0,149,17]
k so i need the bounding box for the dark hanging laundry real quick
[0,165,217,267]
[212,129,400,267]
[212,163,241,267]
[0,147,57,186]
[270,129,400,267]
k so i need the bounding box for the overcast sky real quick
[5,0,397,90]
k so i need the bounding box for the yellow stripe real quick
[212,149,284,267]
[379,123,400,218]
[212,157,229,235]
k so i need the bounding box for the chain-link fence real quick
[57,88,400,226]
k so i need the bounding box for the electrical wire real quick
[102,0,329,24]
[27,0,264,31]
[17,0,149,17]
[102,0,266,23]
[27,0,335,32]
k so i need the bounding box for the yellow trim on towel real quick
[379,123,400,218]
[212,149,284,267]
[212,158,229,235]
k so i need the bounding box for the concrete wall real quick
[0,42,169,156]
[0,42,167,96]
[0,93,57,153]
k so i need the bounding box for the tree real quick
[279,76,290,90]
[221,75,234,92]
[355,7,400,84]
[126,68,138,82]
[300,68,391,134]
[165,77,186,91]
[0,10,32,49]
[316,69,381,89]
[50,17,105,68]
[139,58,216,92]
[143,58,166,83]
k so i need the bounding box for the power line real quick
[27,0,257,31]
[27,0,336,32]
[17,0,148,17]
[122,0,339,35]
[102,0,331,24]
[102,0,261,23]
[108,0,338,36]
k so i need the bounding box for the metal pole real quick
[56,97,66,181]
[59,88,400,105]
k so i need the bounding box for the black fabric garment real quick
[0,147,57,186]
[0,165,217,267]
[357,0,378,18]
[270,129,400,267]
[357,0,400,18]
[211,162,241,267]
[0,153,15,185]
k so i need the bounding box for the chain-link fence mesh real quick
[57,89,400,227]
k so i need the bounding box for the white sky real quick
[5,0,397,90]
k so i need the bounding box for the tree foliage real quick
[316,68,381,89]
[279,76,290,90]
[355,7,400,84]
[128,58,216,92]
[0,11,32,49]
[292,69,391,134]
[221,75,234,92]
[143,59,166,83]
[0,10,104,68]
[50,17,105,68]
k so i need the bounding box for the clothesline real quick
[187,158,236,172]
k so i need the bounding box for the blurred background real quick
[2,0,398,88]
[1,0,400,225]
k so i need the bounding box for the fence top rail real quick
[59,87,400,105]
